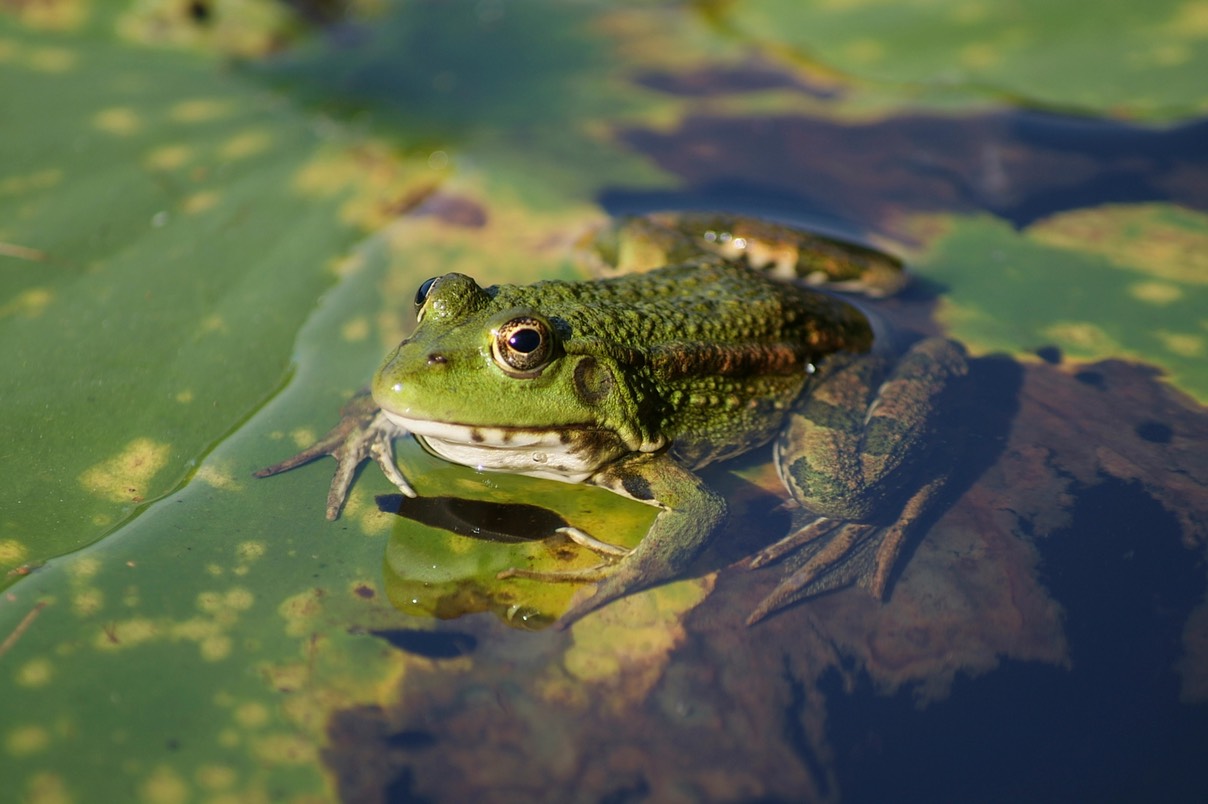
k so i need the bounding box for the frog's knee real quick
[780,454,880,521]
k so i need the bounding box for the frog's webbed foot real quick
[255,393,414,520]
[745,473,949,625]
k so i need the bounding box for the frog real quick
[257,213,967,625]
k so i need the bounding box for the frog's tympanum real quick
[258,214,967,624]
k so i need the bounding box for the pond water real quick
[1,2,1205,802]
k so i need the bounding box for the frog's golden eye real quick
[414,276,438,322]
[492,316,555,376]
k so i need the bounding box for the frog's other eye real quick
[414,276,439,321]
[492,316,555,376]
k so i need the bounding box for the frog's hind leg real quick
[750,338,967,622]
[499,453,727,627]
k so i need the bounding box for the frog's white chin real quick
[380,410,615,484]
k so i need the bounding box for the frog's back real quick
[493,260,875,468]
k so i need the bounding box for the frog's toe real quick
[746,521,880,625]
[497,564,614,584]
[557,526,631,557]
[746,516,843,568]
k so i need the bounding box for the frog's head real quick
[372,274,658,479]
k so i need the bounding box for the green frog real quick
[257,214,966,624]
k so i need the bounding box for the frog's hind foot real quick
[746,520,884,625]
[745,473,950,625]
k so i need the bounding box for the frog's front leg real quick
[749,337,967,623]
[255,392,416,520]
[499,452,727,626]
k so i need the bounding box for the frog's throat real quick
[380,410,629,484]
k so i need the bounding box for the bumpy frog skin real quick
[257,214,967,625]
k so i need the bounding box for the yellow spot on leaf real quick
[28,47,75,72]
[226,588,255,611]
[960,42,1000,69]
[94,617,158,650]
[195,764,236,791]
[331,252,365,278]
[201,313,227,334]
[0,287,52,318]
[0,539,28,564]
[139,765,189,804]
[1130,281,1183,304]
[235,702,270,729]
[182,190,219,214]
[1157,331,1205,357]
[951,1,990,24]
[6,724,50,755]
[341,316,370,342]
[169,98,235,123]
[13,0,88,30]
[175,389,194,403]
[279,590,325,637]
[1169,0,1208,38]
[0,168,61,197]
[79,438,170,503]
[1043,321,1121,355]
[290,427,317,448]
[843,38,884,65]
[251,733,316,765]
[68,556,100,579]
[1149,42,1191,66]
[197,464,242,492]
[144,144,194,171]
[93,107,141,136]
[17,657,53,687]
[200,634,232,661]
[24,772,72,804]
[236,541,266,561]
[71,588,103,616]
[219,129,272,160]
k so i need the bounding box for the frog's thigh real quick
[778,338,966,521]
[561,453,727,623]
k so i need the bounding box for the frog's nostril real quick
[426,353,448,366]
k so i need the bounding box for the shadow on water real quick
[823,476,1208,804]
[601,111,1208,232]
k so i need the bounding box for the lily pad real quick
[0,9,445,579]
[724,0,1208,118]
[919,205,1208,402]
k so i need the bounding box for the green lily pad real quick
[725,0,1208,118]
[0,9,451,579]
[918,204,1208,402]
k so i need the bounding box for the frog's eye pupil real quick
[508,328,542,354]
[414,277,438,307]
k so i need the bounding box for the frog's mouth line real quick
[380,410,622,483]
